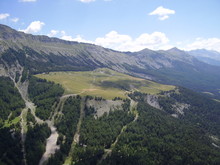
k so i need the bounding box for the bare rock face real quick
[172,103,190,115]
[0,58,23,80]
[0,64,7,77]
[143,92,190,118]
[171,102,190,118]
[144,94,162,110]
[86,99,123,118]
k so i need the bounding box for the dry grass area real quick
[36,68,175,99]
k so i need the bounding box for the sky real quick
[0,0,220,52]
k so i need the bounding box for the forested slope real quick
[0,77,25,165]
[0,24,220,165]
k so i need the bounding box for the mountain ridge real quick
[1,24,220,98]
[189,49,220,66]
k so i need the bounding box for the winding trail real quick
[19,97,44,165]
[9,69,66,165]
[2,62,80,165]
[98,96,139,164]
[39,93,88,165]
[14,79,44,165]
[73,97,85,144]
[40,94,83,165]
[6,65,44,165]
[39,94,72,165]
[6,63,138,165]
[64,97,85,165]
[3,62,27,165]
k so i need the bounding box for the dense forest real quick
[47,96,81,165]
[47,96,134,165]
[25,123,51,165]
[0,77,25,165]
[0,77,25,123]
[28,76,64,120]
[1,73,220,165]
[46,89,220,165]
[102,91,220,165]
[74,109,134,164]
[157,87,220,136]
[0,127,23,165]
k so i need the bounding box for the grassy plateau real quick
[36,68,175,99]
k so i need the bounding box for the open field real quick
[36,68,175,99]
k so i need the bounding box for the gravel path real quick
[39,125,60,165]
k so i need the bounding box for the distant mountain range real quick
[189,49,220,66]
[1,24,220,98]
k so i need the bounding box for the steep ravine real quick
[12,76,44,165]
[2,62,29,165]
[2,63,61,165]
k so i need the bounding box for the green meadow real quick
[36,68,175,99]
[3,116,21,128]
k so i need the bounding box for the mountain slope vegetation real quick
[1,24,220,98]
[0,77,25,165]
[0,24,220,165]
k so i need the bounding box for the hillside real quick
[128,48,220,98]
[1,24,220,98]
[1,24,220,165]
[1,72,220,164]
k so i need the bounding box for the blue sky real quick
[0,0,220,52]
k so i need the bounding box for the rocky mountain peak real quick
[167,47,186,54]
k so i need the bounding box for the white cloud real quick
[185,38,220,52]
[95,31,132,50]
[135,32,169,46]
[20,0,37,2]
[21,21,45,34]
[95,31,171,52]
[50,29,220,52]
[159,15,169,21]
[0,13,10,20]
[79,0,96,3]
[48,30,59,37]
[61,35,75,41]
[11,17,19,23]
[149,6,175,20]
[61,30,66,36]
[59,30,171,52]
